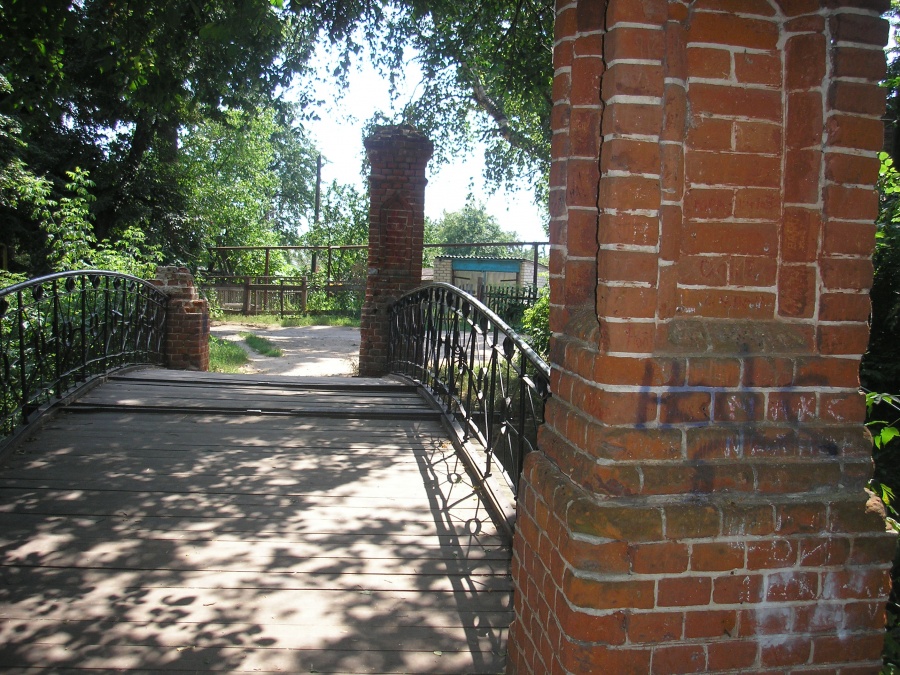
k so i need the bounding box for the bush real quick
[521,288,549,360]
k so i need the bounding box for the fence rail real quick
[389,283,550,496]
[0,271,168,439]
[201,274,364,317]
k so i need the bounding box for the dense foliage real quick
[425,199,519,261]
[0,0,552,280]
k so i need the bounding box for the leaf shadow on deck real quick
[0,408,512,673]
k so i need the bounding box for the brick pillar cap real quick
[364,124,434,157]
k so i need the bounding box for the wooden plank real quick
[0,370,512,673]
[0,514,509,549]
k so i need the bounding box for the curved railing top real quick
[395,282,551,381]
[0,270,169,444]
[389,282,550,497]
[0,270,163,300]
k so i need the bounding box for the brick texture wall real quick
[152,266,209,371]
[508,1,894,673]
[358,125,433,376]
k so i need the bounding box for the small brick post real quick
[152,266,209,371]
[358,125,433,376]
[508,2,894,674]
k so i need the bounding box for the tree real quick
[426,200,518,259]
[299,0,553,201]
[0,0,318,269]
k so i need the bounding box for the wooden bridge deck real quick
[0,369,512,674]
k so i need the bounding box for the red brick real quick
[786,33,826,89]
[687,358,740,388]
[821,257,874,291]
[567,501,664,542]
[652,644,707,674]
[686,151,781,188]
[778,265,817,318]
[599,175,660,211]
[798,537,851,567]
[785,148,823,203]
[687,117,733,151]
[560,643,652,674]
[691,542,745,571]
[781,207,821,263]
[603,101,664,136]
[687,13,778,50]
[823,220,877,256]
[829,13,890,48]
[707,640,758,670]
[761,636,811,667]
[659,391,711,424]
[598,213,660,247]
[570,55,604,106]
[683,222,778,256]
[820,293,871,322]
[658,576,712,607]
[588,425,684,461]
[631,542,690,574]
[690,84,782,121]
[684,609,738,639]
[601,137,659,175]
[679,253,730,289]
[768,392,816,423]
[663,83,687,141]
[713,574,764,604]
[678,288,775,320]
[734,121,782,154]
[733,188,781,220]
[817,324,871,355]
[812,633,885,665]
[826,114,886,152]
[601,63,664,100]
[830,81,886,117]
[686,428,742,461]
[556,604,627,644]
[766,571,819,602]
[736,51,781,87]
[714,392,765,423]
[686,46,730,79]
[604,26,665,61]
[667,504,720,539]
[597,249,658,284]
[684,189,733,220]
[833,46,887,80]
[628,612,683,643]
[786,91,824,149]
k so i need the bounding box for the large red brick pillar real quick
[358,125,433,377]
[509,1,893,673]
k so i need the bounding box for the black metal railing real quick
[0,271,168,438]
[389,283,550,496]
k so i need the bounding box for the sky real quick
[298,43,548,242]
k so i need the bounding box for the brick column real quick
[358,125,433,376]
[152,266,209,371]
[508,2,892,674]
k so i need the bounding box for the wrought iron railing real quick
[389,283,550,496]
[0,271,168,438]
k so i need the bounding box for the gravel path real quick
[210,323,360,377]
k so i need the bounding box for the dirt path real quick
[210,323,360,377]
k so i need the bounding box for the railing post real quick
[52,279,61,397]
[242,276,251,315]
[16,289,27,424]
[301,276,308,313]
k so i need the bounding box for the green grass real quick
[240,332,283,357]
[209,336,249,373]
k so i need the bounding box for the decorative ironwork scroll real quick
[389,282,550,496]
[0,271,168,438]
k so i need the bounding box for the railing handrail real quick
[0,269,162,299]
[389,282,550,502]
[0,269,169,445]
[395,282,550,382]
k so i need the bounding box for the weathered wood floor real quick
[0,369,512,673]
